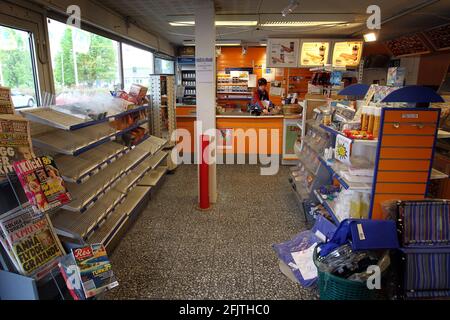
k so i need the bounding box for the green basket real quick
[314,247,377,300]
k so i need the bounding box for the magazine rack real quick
[0,175,71,300]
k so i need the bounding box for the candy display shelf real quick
[319,124,379,146]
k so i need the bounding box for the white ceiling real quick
[98,0,450,46]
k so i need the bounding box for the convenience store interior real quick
[0,0,450,301]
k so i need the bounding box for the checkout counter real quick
[176,104,302,162]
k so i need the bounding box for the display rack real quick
[293,100,442,225]
[20,103,170,251]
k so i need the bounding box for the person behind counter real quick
[251,78,272,114]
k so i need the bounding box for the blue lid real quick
[382,85,445,103]
[338,84,370,97]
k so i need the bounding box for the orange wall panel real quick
[379,147,433,159]
[375,183,427,195]
[377,159,431,171]
[376,171,429,183]
[381,136,435,148]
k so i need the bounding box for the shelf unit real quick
[22,103,170,250]
[182,70,196,98]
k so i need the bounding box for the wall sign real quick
[196,57,214,83]
[299,41,330,67]
[332,41,363,68]
[266,39,300,68]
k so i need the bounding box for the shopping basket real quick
[313,246,377,300]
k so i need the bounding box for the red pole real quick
[199,134,210,210]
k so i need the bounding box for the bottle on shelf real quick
[372,107,381,139]
[360,106,369,131]
[367,106,376,133]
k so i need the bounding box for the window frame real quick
[0,17,43,106]
[47,12,168,90]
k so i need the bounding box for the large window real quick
[0,25,39,108]
[154,57,175,75]
[47,19,121,104]
[122,43,154,88]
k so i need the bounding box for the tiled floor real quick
[104,164,318,300]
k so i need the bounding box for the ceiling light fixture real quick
[260,21,346,27]
[363,32,377,42]
[170,21,258,27]
[281,0,300,17]
[182,40,242,47]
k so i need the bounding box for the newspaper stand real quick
[0,174,72,300]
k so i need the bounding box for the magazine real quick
[0,114,35,180]
[0,86,14,114]
[0,207,65,280]
[13,155,72,213]
[72,244,119,298]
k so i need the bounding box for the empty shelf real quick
[142,150,168,169]
[62,141,151,212]
[114,161,150,194]
[51,189,125,239]
[21,107,88,130]
[88,186,150,245]
[135,135,166,155]
[32,122,118,155]
[55,141,127,183]
[138,166,167,187]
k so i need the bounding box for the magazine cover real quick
[13,155,72,213]
[0,86,14,114]
[0,207,65,280]
[72,244,119,298]
[0,114,35,181]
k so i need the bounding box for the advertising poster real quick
[299,41,330,67]
[335,134,352,165]
[332,41,363,67]
[267,39,299,68]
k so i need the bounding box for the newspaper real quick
[0,86,14,114]
[0,114,35,180]
[0,207,65,280]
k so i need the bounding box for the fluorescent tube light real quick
[170,21,258,27]
[216,21,258,26]
[182,40,242,46]
[169,21,195,26]
[260,21,346,27]
[363,32,377,42]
